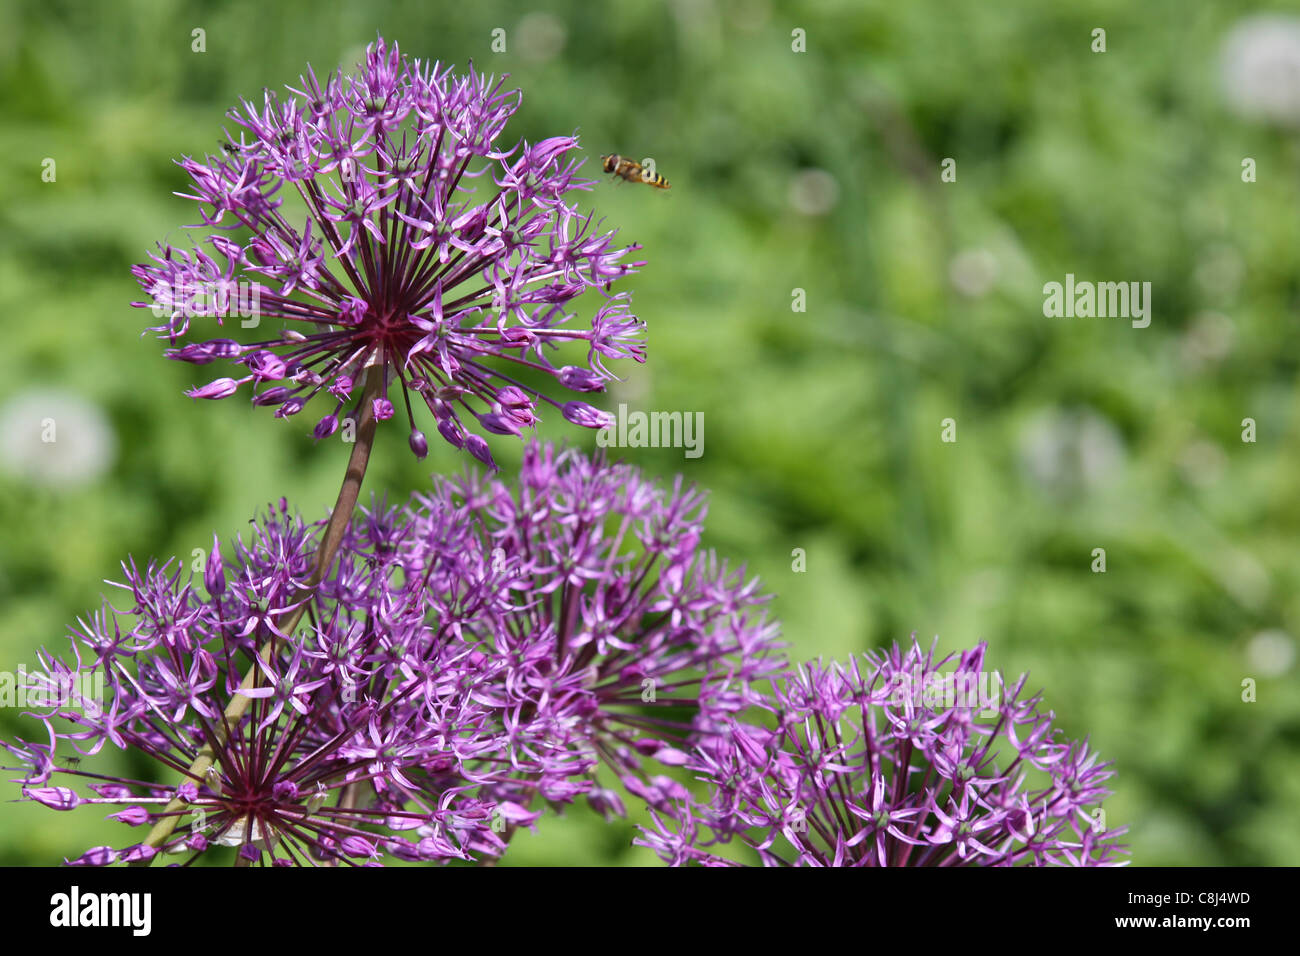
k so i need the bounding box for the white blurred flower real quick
[516,13,567,64]
[0,389,116,488]
[1194,243,1244,300]
[1018,407,1125,495]
[949,249,999,298]
[1247,630,1294,677]
[1179,311,1235,372]
[788,169,839,215]
[1177,438,1227,488]
[1221,15,1300,124]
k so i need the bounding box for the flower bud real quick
[313,414,339,439]
[186,377,241,400]
[465,434,496,470]
[329,375,353,400]
[561,401,613,430]
[110,805,151,826]
[252,386,291,406]
[119,844,156,864]
[558,366,605,392]
[496,386,531,409]
[24,786,82,810]
[246,350,288,381]
[166,339,245,364]
[436,418,463,450]
[204,533,226,596]
[67,846,116,866]
[477,412,521,436]
[341,835,377,858]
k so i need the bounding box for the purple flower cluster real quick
[3,444,782,865]
[131,39,645,467]
[407,441,784,816]
[635,639,1129,866]
[17,37,1129,869]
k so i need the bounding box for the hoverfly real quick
[600,154,670,190]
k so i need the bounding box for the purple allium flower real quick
[634,639,1129,866]
[3,444,782,862]
[398,440,785,816]
[131,38,644,466]
[3,501,511,866]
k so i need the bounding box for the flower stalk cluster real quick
[4,444,783,865]
[5,37,1128,868]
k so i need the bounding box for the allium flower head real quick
[3,444,783,862]
[405,441,786,816]
[132,37,645,467]
[3,501,511,866]
[636,638,1128,866]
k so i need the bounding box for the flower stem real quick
[131,372,388,864]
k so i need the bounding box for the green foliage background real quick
[2,0,1299,866]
